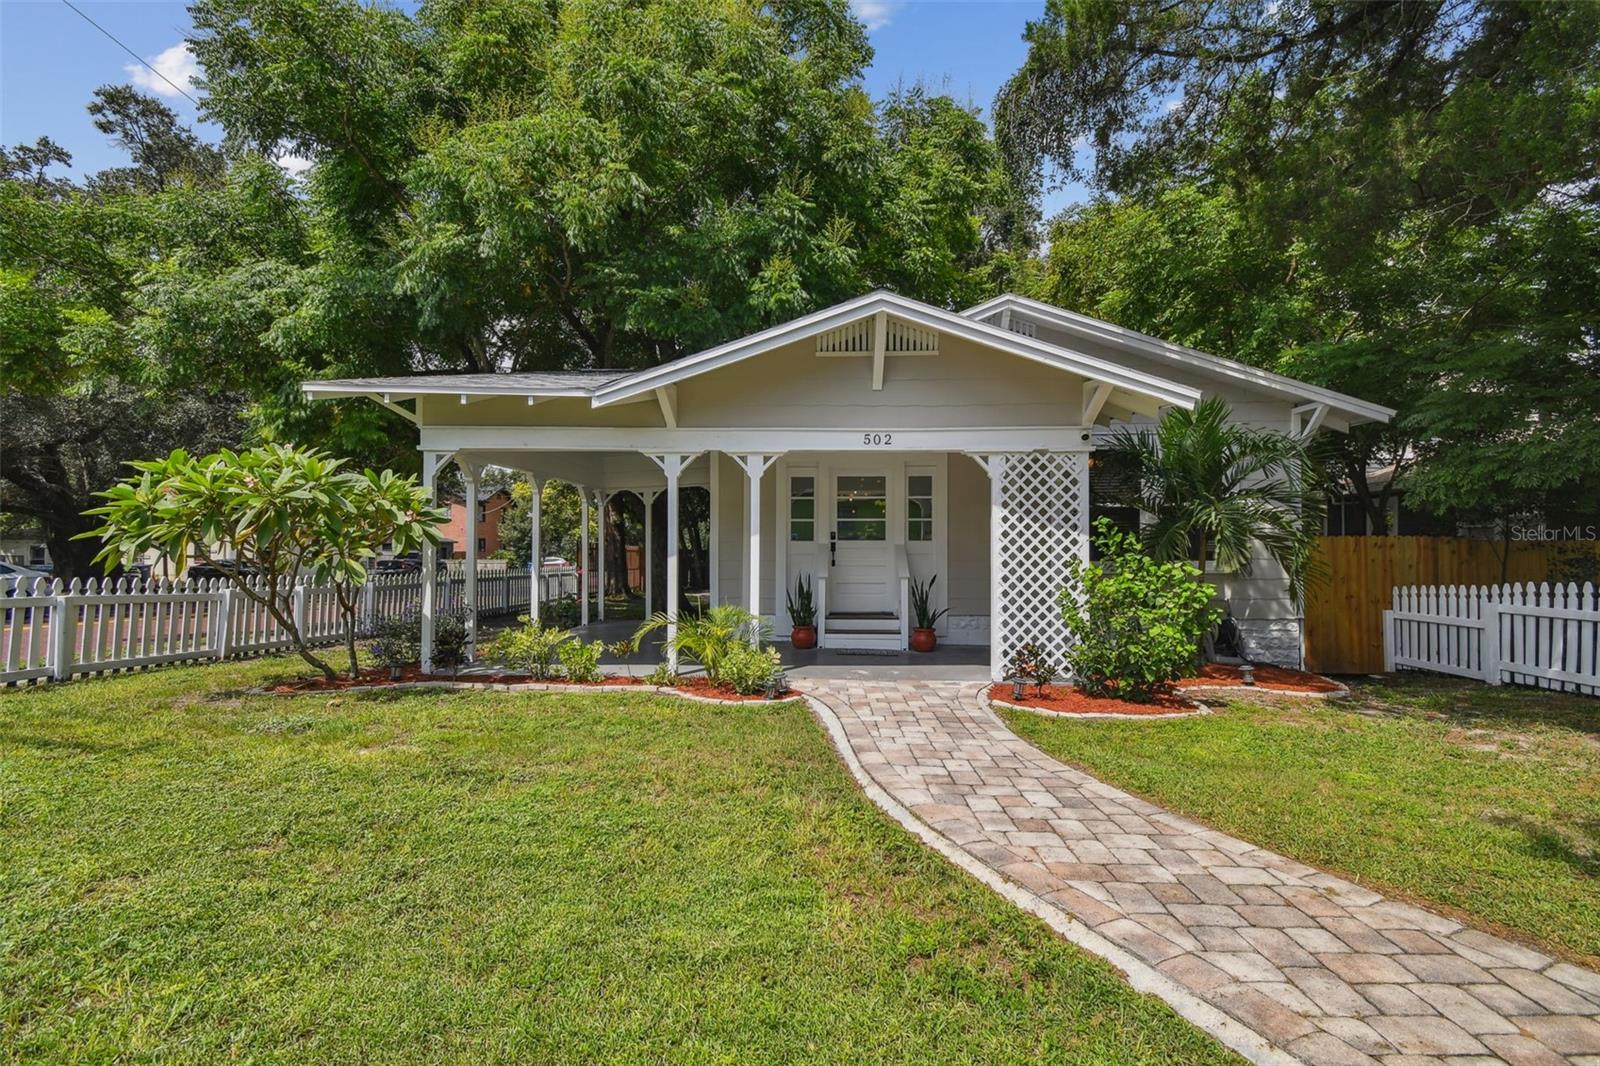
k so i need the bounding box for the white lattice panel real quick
[996,450,1089,673]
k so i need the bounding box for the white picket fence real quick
[1,565,579,686]
[1384,582,1600,696]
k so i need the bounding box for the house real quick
[439,486,515,559]
[303,290,1393,677]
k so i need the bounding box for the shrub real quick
[430,611,471,675]
[367,612,420,672]
[540,596,581,629]
[645,661,678,686]
[720,643,783,695]
[1060,518,1221,702]
[483,616,572,679]
[632,604,769,685]
[558,639,606,683]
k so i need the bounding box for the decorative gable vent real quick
[815,316,940,355]
[1007,317,1037,338]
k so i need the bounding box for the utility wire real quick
[60,0,200,106]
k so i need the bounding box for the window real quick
[789,476,815,542]
[477,537,487,552]
[1325,495,1368,536]
[836,475,887,541]
[907,475,933,542]
[477,501,488,522]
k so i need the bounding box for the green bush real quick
[430,611,471,675]
[1060,518,1221,702]
[720,643,783,695]
[483,616,572,679]
[558,639,606,683]
[540,596,581,629]
[632,604,770,685]
[366,612,420,671]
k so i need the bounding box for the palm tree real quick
[1104,396,1326,605]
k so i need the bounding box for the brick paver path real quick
[800,679,1600,1066]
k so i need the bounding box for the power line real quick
[60,0,200,106]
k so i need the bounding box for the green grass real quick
[1004,674,1600,964]
[2,659,1235,1064]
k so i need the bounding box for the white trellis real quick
[979,450,1091,679]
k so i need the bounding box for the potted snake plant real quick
[909,574,948,653]
[787,573,818,650]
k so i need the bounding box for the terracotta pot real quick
[790,624,817,650]
[910,627,938,653]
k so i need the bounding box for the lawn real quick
[1003,674,1600,966]
[2,659,1235,1064]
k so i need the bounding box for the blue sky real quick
[0,0,1087,215]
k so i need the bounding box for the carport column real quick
[579,489,590,627]
[645,454,699,674]
[641,489,660,616]
[461,461,480,659]
[419,449,450,674]
[973,453,1009,683]
[732,454,779,640]
[528,476,541,621]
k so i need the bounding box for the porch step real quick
[823,630,904,651]
[825,611,899,633]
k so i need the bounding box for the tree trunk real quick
[43,509,105,582]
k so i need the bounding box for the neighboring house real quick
[439,486,515,559]
[0,531,50,570]
[304,290,1393,676]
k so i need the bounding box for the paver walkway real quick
[799,679,1600,1066]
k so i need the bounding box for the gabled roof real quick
[301,370,622,401]
[587,290,1202,411]
[963,293,1394,425]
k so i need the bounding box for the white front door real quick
[830,472,893,613]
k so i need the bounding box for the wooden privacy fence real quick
[1303,536,1600,674]
[1385,582,1600,696]
[1,565,579,686]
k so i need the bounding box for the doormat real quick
[833,648,900,657]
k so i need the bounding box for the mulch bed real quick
[989,683,1200,716]
[1176,662,1346,694]
[264,667,794,701]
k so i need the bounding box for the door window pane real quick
[907,474,933,542]
[836,475,886,541]
[790,476,815,541]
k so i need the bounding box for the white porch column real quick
[596,490,608,622]
[708,456,720,607]
[579,488,590,627]
[419,450,449,673]
[528,475,541,621]
[975,453,1008,683]
[462,462,480,658]
[645,454,699,673]
[732,454,778,638]
[642,489,659,616]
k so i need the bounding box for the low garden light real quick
[1239,663,1255,686]
[1011,676,1027,702]
[765,671,789,700]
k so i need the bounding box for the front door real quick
[830,472,892,613]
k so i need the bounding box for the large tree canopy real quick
[999,0,1600,528]
[189,0,1027,397]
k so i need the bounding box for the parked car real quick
[0,561,50,584]
[371,557,420,574]
[185,560,260,581]
[540,555,572,569]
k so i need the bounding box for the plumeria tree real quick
[83,444,446,680]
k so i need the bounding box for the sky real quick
[0,0,1088,216]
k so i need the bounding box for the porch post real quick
[708,456,720,607]
[580,489,590,627]
[462,462,480,659]
[642,489,659,616]
[975,453,1008,683]
[528,475,541,622]
[644,454,699,674]
[733,454,779,638]
[419,450,449,673]
[596,490,608,622]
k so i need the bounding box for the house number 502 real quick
[862,432,894,446]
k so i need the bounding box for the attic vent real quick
[815,317,940,355]
[1007,318,1037,339]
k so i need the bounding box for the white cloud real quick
[125,42,199,99]
[274,152,314,178]
[851,0,904,32]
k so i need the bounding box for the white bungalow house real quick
[303,291,1393,678]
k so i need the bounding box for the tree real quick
[1105,398,1325,605]
[999,0,1600,526]
[188,0,1028,395]
[84,445,446,680]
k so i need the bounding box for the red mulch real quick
[666,676,797,702]
[1177,662,1344,693]
[265,666,644,693]
[989,682,1198,716]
